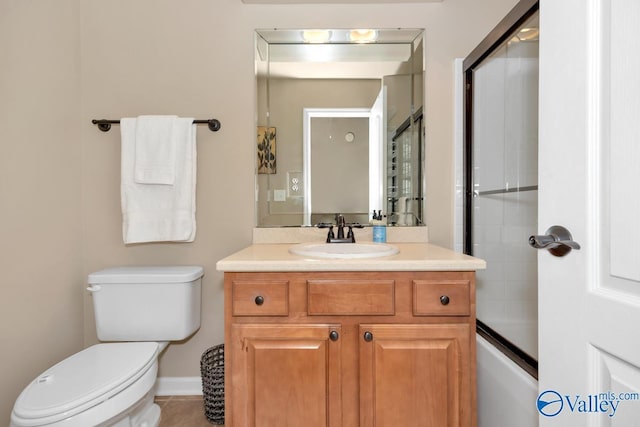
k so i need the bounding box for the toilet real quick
[10,265,204,427]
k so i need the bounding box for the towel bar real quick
[92,118,221,132]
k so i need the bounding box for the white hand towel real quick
[134,115,177,185]
[121,117,197,244]
[396,196,408,226]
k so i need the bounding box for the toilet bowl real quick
[10,266,204,427]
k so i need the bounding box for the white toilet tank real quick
[87,266,203,341]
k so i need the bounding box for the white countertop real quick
[216,243,486,272]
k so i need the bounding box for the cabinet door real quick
[230,324,342,427]
[359,324,471,427]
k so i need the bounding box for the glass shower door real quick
[466,12,539,371]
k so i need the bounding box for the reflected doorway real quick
[303,106,384,226]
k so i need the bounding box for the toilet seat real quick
[11,342,158,426]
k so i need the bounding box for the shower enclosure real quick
[464,1,539,377]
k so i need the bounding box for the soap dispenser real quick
[372,210,387,243]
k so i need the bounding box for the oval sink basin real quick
[289,242,399,259]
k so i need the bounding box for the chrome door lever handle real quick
[529,225,580,257]
[529,235,580,250]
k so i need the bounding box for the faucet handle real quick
[317,223,335,242]
[346,226,355,242]
[345,223,365,243]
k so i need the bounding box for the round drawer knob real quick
[363,331,374,342]
[440,295,450,306]
[329,330,339,341]
[254,295,265,306]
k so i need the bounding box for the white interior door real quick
[369,86,386,215]
[538,0,640,424]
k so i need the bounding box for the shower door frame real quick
[463,0,540,379]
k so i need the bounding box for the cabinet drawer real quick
[413,280,470,316]
[308,280,395,315]
[232,280,289,316]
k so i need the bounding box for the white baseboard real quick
[155,376,203,396]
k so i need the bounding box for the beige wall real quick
[1,0,518,423]
[311,117,370,214]
[0,0,84,423]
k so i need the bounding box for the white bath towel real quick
[120,117,197,244]
[134,115,177,185]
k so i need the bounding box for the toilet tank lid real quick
[88,266,204,284]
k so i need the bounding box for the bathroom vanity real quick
[217,240,485,427]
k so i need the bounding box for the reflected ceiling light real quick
[516,27,539,41]
[302,30,332,43]
[349,29,378,43]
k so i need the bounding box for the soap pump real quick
[372,210,387,243]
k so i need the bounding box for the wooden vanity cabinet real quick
[359,323,471,426]
[224,271,477,427]
[229,324,342,427]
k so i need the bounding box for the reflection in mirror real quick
[303,108,377,227]
[255,28,425,227]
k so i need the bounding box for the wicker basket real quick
[200,344,225,425]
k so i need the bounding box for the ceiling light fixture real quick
[349,29,378,43]
[302,30,332,43]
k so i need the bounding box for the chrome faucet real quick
[317,214,364,243]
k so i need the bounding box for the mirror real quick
[255,28,425,227]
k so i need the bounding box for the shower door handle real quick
[529,225,580,257]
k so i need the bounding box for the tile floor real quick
[155,395,222,427]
